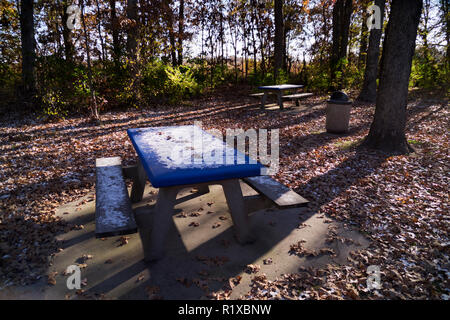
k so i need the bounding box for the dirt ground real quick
[0,87,448,299]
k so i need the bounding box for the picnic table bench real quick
[95,125,308,261]
[251,84,312,109]
[282,92,314,106]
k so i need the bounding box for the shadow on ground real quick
[0,178,369,300]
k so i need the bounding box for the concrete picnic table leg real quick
[130,159,147,203]
[196,185,210,194]
[276,90,283,110]
[220,179,255,244]
[142,186,180,261]
[295,87,301,106]
[261,92,268,109]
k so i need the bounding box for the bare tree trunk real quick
[358,6,368,68]
[61,0,75,63]
[364,0,422,154]
[274,0,284,81]
[255,10,266,76]
[234,45,238,84]
[166,1,177,65]
[95,0,106,62]
[443,0,450,65]
[110,0,121,67]
[330,0,353,89]
[228,15,238,83]
[169,30,177,65]
[126,0,138,61]
[177,0,184,65]
[220,8,224,68]
[301,54,308,85]
[420,0,431,65]
[283,28,289,73]
[244,38,248,80]
[201,23,204,59]
[251,5,257,75]
[80,0,99,120]
[19,0,35,103]
[358,0,385,102]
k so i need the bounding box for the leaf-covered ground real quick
[0,87,448,299]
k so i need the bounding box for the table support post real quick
[143,186,180,261]
[261,92,268,109]
[196,185,210,194]
[220,179,255,244]
[276,91,283,110]
[130,159,147,203]
[137,180,254,261]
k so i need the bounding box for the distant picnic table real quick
[253,84,313,110]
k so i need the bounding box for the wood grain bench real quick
[95,157,137,238]
[282,92,313,106]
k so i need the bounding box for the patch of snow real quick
[96,163,130,228]
[131,126,254,169]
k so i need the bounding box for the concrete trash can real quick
[326,91,352,133]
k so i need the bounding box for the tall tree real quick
[177,0,184,65]
[357,1,369,68]
[80,0,99,120]
[60,0,75,63]
[126,0,138,61]
[165,1,177,65]
[364,0,423,153]
[441,0,449,65]
[227,0,239,83]
[330,0,353,89]
[358,0,385,102]
[274,0,284,81]
[19,0,35,102]
[109,0,121,67]
[94,0,106,62]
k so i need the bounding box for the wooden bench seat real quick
[282,93,313,106]
[95,157,137,238]
[243,175,309,208]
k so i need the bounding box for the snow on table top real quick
[127,125,264,187]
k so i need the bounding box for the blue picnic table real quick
[127,125,265,260]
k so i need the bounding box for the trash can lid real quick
[327,91,352,105]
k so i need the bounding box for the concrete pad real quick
[0,183,369,300]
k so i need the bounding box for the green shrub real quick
[410,47,448,91]
[247,69,288,87]
[164,65,200,103]
[35,55,75,118]
[39,89,68,119]
[141,60,201,104]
